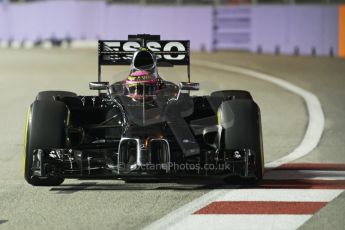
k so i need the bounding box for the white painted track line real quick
[214,189,343,202]
[143,189,239,230]
[166,215,311,230]
[144,61,326,230]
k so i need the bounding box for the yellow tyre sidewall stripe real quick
[23,106,31,177]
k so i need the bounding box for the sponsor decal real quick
[99,40,189,65]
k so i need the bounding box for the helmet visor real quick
[126,83,157,97]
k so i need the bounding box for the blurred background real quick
[0,0,344,58]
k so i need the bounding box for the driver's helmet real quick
[124,70,164,100]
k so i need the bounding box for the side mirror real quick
[89,82,109,90]
[179,82,200,91]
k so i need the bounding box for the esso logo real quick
[147,41,186,60]
[104,41,186,60]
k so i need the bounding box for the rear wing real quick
[98,34,191,82]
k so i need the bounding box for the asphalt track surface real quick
[0,49,344,229]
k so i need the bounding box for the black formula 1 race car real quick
[24,34,264,186]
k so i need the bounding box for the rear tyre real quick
[36,91,76,101]
[219,99,264,184]
[24,100,68,186]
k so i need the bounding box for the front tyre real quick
[211,90,252,100]
[36,91,76,101]
[219,99,264,183]
[24,100,68,186]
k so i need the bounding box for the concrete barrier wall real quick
[249,5,338,56]
[104,5,213,51]
[0,2,213,51]
[214,5,339,56]
[0,2,342,57]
